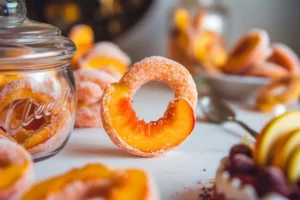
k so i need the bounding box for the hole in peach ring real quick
[132,81,173,123]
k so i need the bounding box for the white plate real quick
[198,72,271,101]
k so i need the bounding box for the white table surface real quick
[35,83,275,200]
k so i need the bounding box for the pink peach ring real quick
[0,136,34,200]
[267,43,300,74]
[101,56,197,157]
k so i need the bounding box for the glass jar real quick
[0,0,76,161]
[168,0,229,75]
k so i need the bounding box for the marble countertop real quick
[35,83,275,200]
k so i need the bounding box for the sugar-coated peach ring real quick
[256,75,300,112]
[80,56,128,77]
[75,69,119,91]
[74,69,118,128]
[68,24,94,70]
[267,43,300,74]
[75,103,102,128]
[223,29,270,74]
[0,79,71,152]
[102,56,197,157]
[22,163,158,200]
[0,136,34,200]
[246,62,289,79]
[84,41,131,66]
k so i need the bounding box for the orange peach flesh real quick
[81,56,128,74]
[0,140,30,191]
[103,83,195,153]
[22,164,150,200]
[223,35,261,73]
[0,88,70,150]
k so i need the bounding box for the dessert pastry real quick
[101,56,197,157]
[22,163,159,200]
[267,43,300,74]
[215,111,300,200]
[255,75,300,112]
[0,134,34,200]
[223,29,270,74]
[74,69,118,128]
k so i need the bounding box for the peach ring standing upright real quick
[101,56,198,157]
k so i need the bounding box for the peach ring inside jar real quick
[101,56,197,157]
[22,163,157,200]
[256,76,300,112]
[0,79,71,154]
[0,135,34,200]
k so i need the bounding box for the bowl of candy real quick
[168,8,300,103]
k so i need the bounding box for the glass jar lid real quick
[0,0,76,65]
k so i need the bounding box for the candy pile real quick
[168,8,227,75]
[68,24,131,128]
[0,73,73,154]
[222,30,300,79]
[168,8,300,80]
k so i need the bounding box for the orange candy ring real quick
[68,24,94,70]
[267,43,300,74]
[223,29,270,74]
[0,79,71,153]
[22,163,158,200]
[0,136,34,200]
[101,56,197,157]
[255,76,300,112]
[246,62,289,79]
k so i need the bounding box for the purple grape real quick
[289,189,300,200]
[229,144,252,160]
[256,167,289,197]
[228,154,257,175]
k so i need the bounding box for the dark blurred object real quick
[26,0,154,40]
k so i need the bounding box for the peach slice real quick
[254,111,300,168]
[102,83,195,157]
[267,43,300,74]
[223,29,270,74]
[0,138,34,200]
[287,148,300,183]
[80,56,128,75]
[174,8,190,32]
[22,164,157,200]
[273,129,300,170]
[68,24,94,70]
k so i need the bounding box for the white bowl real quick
[197,73,271,101]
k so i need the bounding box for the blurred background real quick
[25,0,300,62]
